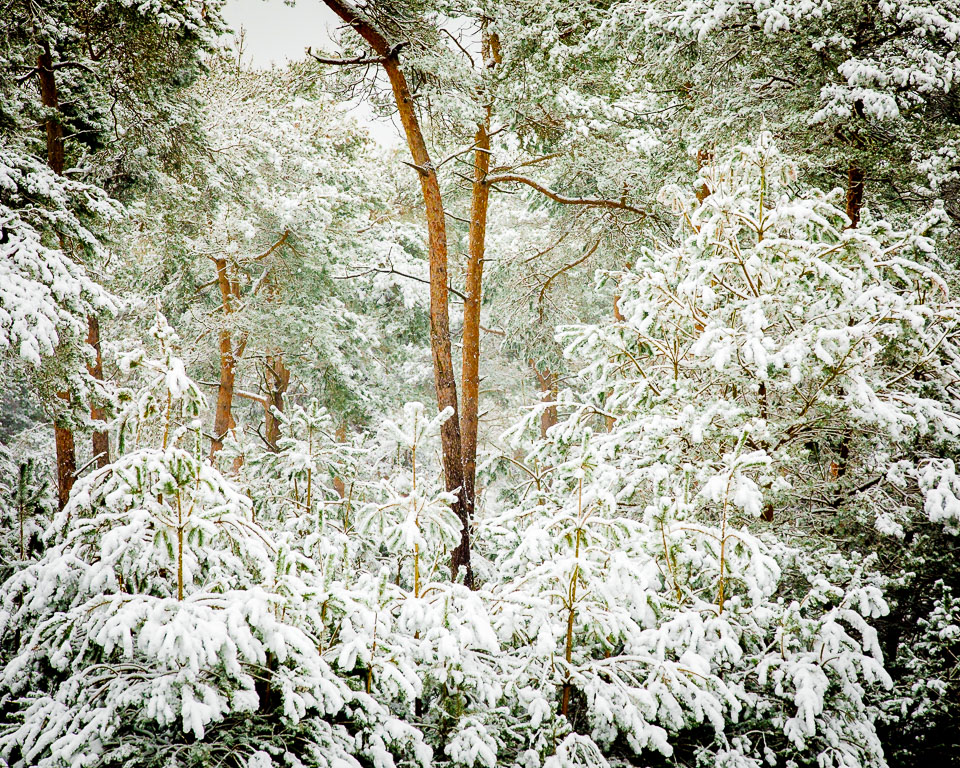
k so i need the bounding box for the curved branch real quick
[538,235,603,318]
[306,46,385,66]
[486,173,647,217]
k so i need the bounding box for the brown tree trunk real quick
[531,361,558,438]
[845,165,865,229]
[834,165,864,478]
[87,315,110,468]
[320,0,471,586]
[212,327,237,457]
[332,421,347,499]
[263,353,289,452]
[211,257,239,458]
[37,47,64,176]
[39,45,77,508]
[459,29,499,569]
[695,149,713,204]
[461,123,491,555]
[54,396,76,510]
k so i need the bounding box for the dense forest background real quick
[1,0,959,766]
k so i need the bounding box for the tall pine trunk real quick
[321,0,472,585]
[38,46,76,508]
[459,28,500,586]
[460,125,490,583]
[39,45,110,504]
[87,316,110,468]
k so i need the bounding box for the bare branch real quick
[486,173,647,217]
[440,28,475,67]
[538,235,603,315]
[333,266,467,300]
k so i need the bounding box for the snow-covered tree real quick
[0,312,428,768]
[476,134,960,766]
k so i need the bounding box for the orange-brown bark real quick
[37,48,64,176]
[87,315,110,468]
[333,421,348,498]
[532,361,558,438]
[54,396,76,511]
[320,0,471,586]
[461,122,491,549]
[211,257,241,458]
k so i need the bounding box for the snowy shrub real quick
[0,314,427,768]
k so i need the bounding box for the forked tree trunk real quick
[263,353,290,452]
[320,0,471,586]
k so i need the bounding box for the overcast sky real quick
[222,0,338,66]
[222,0,400,145]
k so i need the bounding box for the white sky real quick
[221,0,338,67]
[221,0,401,146]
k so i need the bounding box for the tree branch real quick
[333,266,467,300]
[486,173,647,217]
[538,235,603,313]
[306,46,385,66]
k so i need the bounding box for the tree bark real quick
[461,29,499,539]
[54,399,76,510]
[333,420,347,499]
[87,315,110,468]
[211,257,240,458]
[695,149,713,204]
[319,0,471,586]
[38,45,78,508]
[37,47,65,176]
[531,361,558,438]
[461,125,491,565]
[845,164,865,229]
[263,353,289,452]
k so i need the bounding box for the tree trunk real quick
[320,0,471,586]
[459,28,499,578]
[332,421,347,499]
[37,47,65,176]
[460,122,491,560]
[54,397,76,510]
[211,257,238,458]
[695,149,713,204]
[39,45,78,508]
[87,315,110,468]
[845,164,865,229]
[532,361,558,438]
[263,353,289,452]
[833,165,864,476]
